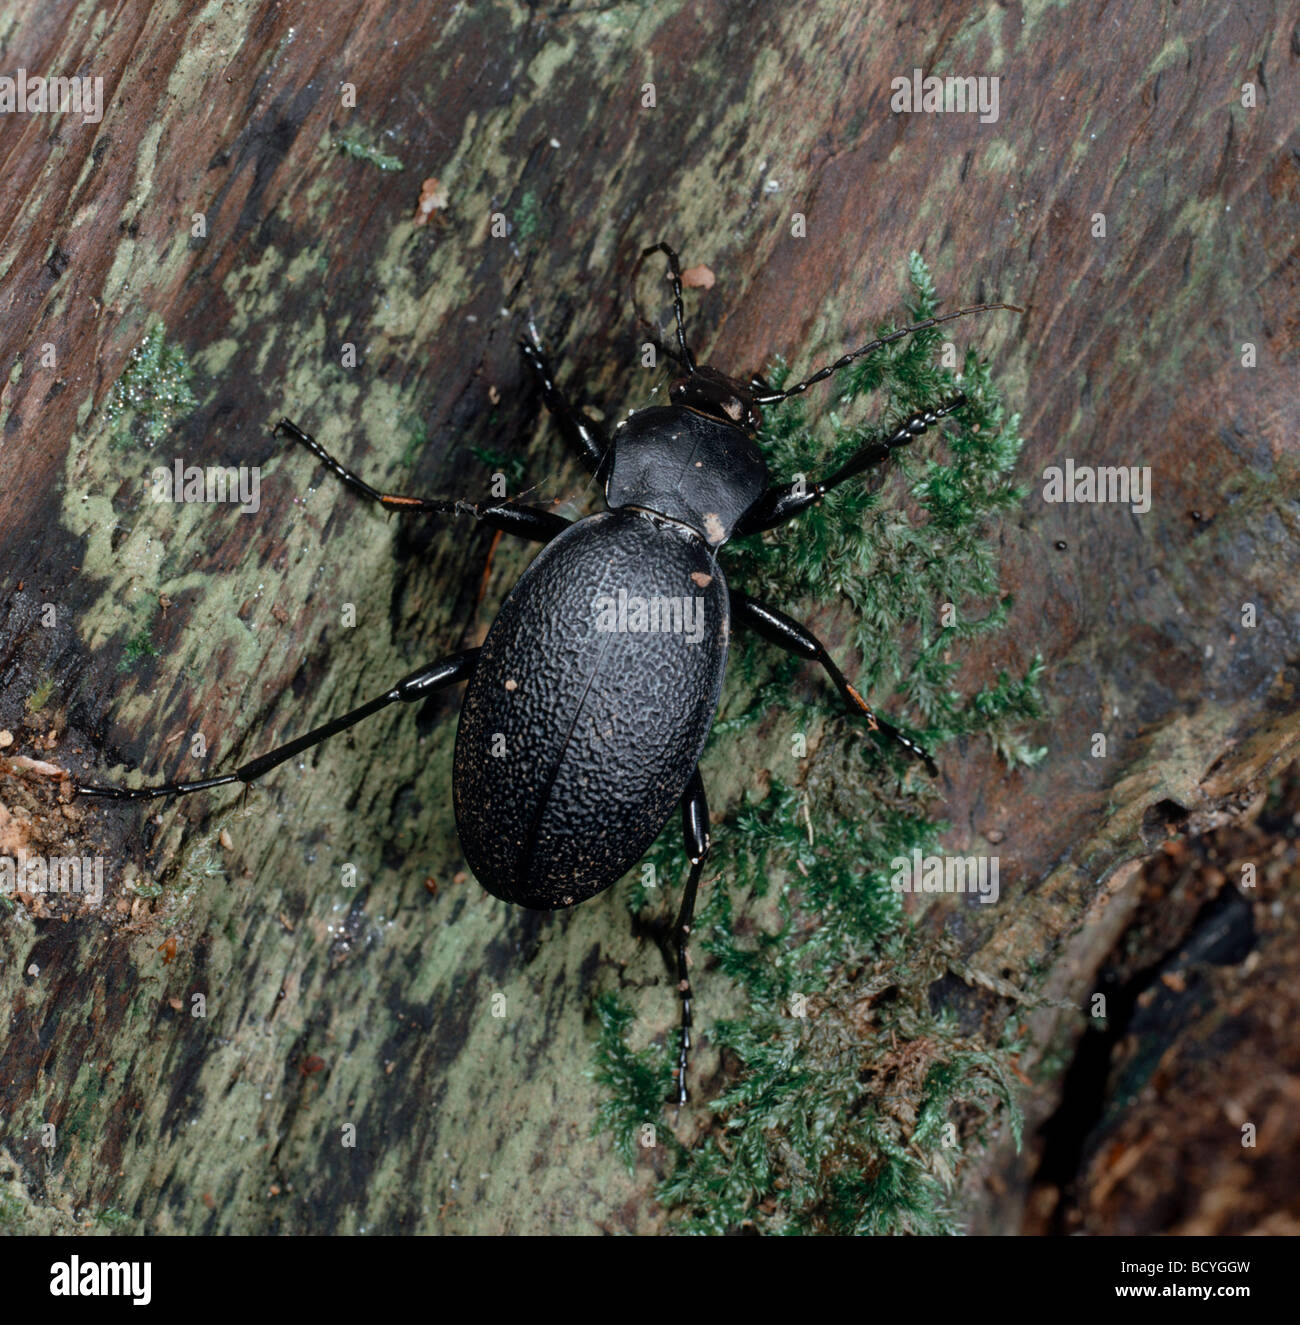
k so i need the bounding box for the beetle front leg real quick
[517,329,610,478]
[729,589,938,776]
[76,650,479,800]
[275,419,569,542]
[672,766,711,1106]
[733,396,967,537]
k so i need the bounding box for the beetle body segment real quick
[453,508,729,909]
[605,406,768,546]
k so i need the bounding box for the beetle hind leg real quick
[671,767,711,1107]
[76,650,480,801]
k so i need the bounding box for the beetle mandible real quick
[77,242,1018,1103]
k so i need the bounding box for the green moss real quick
[590,993,679,1173]
[593,253,1043,1233]
[61,1064,106,1144]
[401,421,429,472]
[514,188,544,241]
[24,675,55,712]
[333,131,405,172]
[470,444,528,491]
[104,324,199,451]
[117,624,161,673]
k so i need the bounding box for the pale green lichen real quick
[334,130,405,172]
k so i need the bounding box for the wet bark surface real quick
[1021,762,1300,1236]
[0,0,1297,1233]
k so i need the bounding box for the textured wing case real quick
[453,510,729,908]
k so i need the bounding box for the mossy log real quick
[0,0,1296,1234]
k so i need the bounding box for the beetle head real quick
[669,365,763,434]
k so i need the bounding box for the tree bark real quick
[0,0,1296,1234]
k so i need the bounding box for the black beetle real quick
[77,243,1016,1102]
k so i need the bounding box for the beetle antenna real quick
[627,263,685,370]
[752,301,1023,404]
[631,241,698,373]
[633,322,689,373]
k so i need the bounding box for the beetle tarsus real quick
[671,769,711,1106]
[734,393,970,537]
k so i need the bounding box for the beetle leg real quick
[274,419,568,542]
[75,651,480,800]
[517,330,611,478]
[733,396,967,537]
[728,590,938,776]
[672,767,711,1107]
